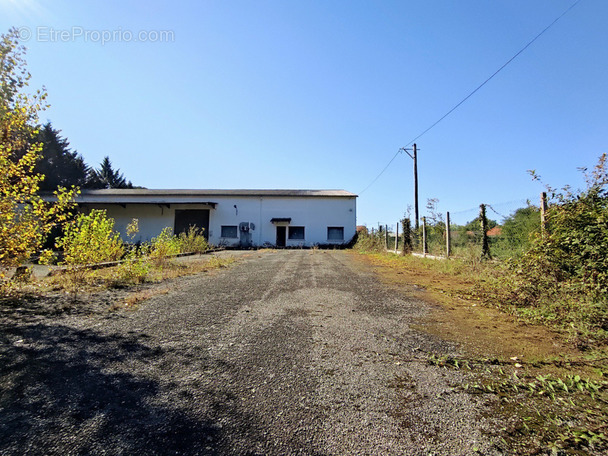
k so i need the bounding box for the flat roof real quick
[80,189,355,197]
[41,189,357,204]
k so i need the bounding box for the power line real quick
[450,199,529,216]
[487,204,509,220]
[359,0,582,195]
[358,148,402,195]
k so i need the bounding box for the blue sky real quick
[2,0,607,227]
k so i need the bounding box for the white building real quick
[68,189,357,248]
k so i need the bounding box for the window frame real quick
[220,225,239,239]
[287,226,305,240]
[327,226,344,241]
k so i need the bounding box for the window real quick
[288,226,305,240]
[221,225,238,238]
[327,226,344,241]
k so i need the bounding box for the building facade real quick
[67,189,357,248]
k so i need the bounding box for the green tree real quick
[0,29,76,273]
[35,122,90,191]
[462,216,498,233]
[88,156,133,189]
[501,205,540,254]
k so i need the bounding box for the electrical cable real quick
[358,0,582,195]
[358,149,402,195]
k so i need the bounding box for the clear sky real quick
[2,0,607,227]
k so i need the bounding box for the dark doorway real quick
[276,226,286,247]
[174,210,210,239]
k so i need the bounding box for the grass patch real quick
[436,353,608,455]
[6,254,236,310]
[352,247,608,455]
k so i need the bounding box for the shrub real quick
[489,155,608,344]
[114,244,151,284]
[354,229,386,252]
[150,227,181,265]
[38,249,58,265]
[56,209,124,266]
[177,226,209,254]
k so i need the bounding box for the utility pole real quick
[400,143,420,230]
[413,143,419,230]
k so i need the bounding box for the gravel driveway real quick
[0,250,500,455]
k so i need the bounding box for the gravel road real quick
[0,250,501,455]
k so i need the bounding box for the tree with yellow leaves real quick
[0,28,77,276]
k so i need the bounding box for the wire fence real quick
[360,197,541,260]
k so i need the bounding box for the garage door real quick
[174,209,210,239]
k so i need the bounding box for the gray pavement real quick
[0,250,500,455]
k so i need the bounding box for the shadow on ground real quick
[0,315,261,455]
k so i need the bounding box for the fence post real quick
[422,216,428,256]
[395,222,399,252]
[480,204,491,259]
[446,211,451,258]
[540,192,548,237]
[385,224,389,250]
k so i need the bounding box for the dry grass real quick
[6,254,237,310]
[351,250,608,455]
[109,287,170,311]
[349,251,603,370]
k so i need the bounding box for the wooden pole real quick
[540,192,548,237]
[422,216,427,255]
[395,222,399,251]
[385,224,389,250]
[446,211,451,258]
[413,143,419,231]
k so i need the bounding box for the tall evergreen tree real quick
[88,156,133,189]
[35,122,90,191]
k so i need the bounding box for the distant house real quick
[486,226,502,237]
[48,189,357,248]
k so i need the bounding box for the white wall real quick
[209,196,356,247]
[83,196,356,247]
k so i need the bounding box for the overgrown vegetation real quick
[357,154,608,347]
[356,155,608,455]
[57,209,125,267]
[49,209,212,287]
[485,155,608,348]
[0,29,78,281]
[427,353,608,455]
[0,29,139,288]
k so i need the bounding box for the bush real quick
[114,244,151,284]
[354,229,386,252]
[150,227,181,266]
[489,155,608,345]
[56,209,124,266]
[177,226,209,253]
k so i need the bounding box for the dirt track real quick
[0,250,501,455]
